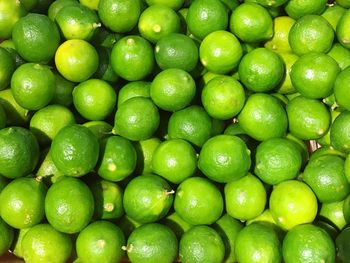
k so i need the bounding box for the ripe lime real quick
[161,211,192,239]
[322,4,346,30]
[265,16,295,52]
[83,120,113,141]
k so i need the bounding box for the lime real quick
[48,0,80,21]
[287,96,331,140]
[11,63,56,110]
[98,0,141,33]
[134,137,161,175]
[254,137,302,185]
[55,39,99,82]
[238,93,288,141]
[282,224,335,263]
[97,135,137,182]
[36,148,64,184]
[320,200,347,231]
[126,223,178,263]
[167,105,213,147]
[11,228,29,258]
[212,214,243,263]
[334,66,350,111]
[155,33,198,72]
[29,104,76,145]
[51,124,99,177]
[117,81,151,108]
[290,52,340,99]
[201,76,245,120]
[55,3,101,41]
[117,214,141,238]
[238,48,285,92]
[328,43,350,71]
[83,120,112,141]
[198,134,251,183]
[200,30,243,74]
[0,177,46,229]
[138,4,181,44]
[73,79,116,121]
[45,176,94,233]
[0,89,30,126]
[346,153,350,182]
[285,0,327,19]
[229,2,273,43]
[111,35,154,81]
[336,227,350,262]
[88,178,124,220]
[235,222,282,263]
[0,127,39,179]
[186,0,228,40]
[0,218,14,255]
[79,0,99,10]
[322,4,346,30]
[265,16,295,53]
[162,211,192,240]
[0,0,27,39]
[145,0,184,10]
[288,15,334,56]
[76,221,125,263]
[22,224,73,263]
[225,173,266,221]
[150,68,196,111]
[0,39,25,68]
[0,47,15,91]
[12,13,60,63]
[336,9,350,49]
[51,71,75,107]
[269,180,318,230]
[174,177,223,225]
[275,51,299,95]
[94,46,119,83]
[113,97,160,141]
[179,225,224,263]
[330,111,350,153]
[123,174,174,223]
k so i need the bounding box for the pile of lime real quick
[1,0,350,262]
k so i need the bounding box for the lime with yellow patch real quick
[265,16,295,52]
[0,0,27,39]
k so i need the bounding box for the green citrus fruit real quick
[336,9,350,49]
[117,81,151,108]
[48,0,80,21]
[0,218,14,256]
[94,46,119,83]
[134,137,161,175]
[285,0,327,19]
[330,111,350,153]
[328,43,350,71]
[161,211,192,240]
[336,227,350,262]
[322,4,346,30]
[265,16,295,52]
[145,0,184,10]
[0,89,30,126]
[83,120,112,141]
[0,0,27,39]
[0,47,15,91]
[334,66,350,111]
[51,71,75,107]
[320,200,347,231]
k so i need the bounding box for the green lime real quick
[155,33,198,72]
[265,16,295,52]
[289,15,334,56]
[56,3,101,41]
[309,144,346,162]
[238,93,288,141]
[322,4,346,30]
[334,66,350,111]
[88,178,124,220]
[254,137,302,185]
[285,0,327,19]
[150,68,196,111]
[303,154,350,203]
[97,135,137,182]
[22,224,73,263]
[174,177,223,225]
[0,47,15,91]
[287,96,331,140]
[186,0,228,40]
[238,48,285,92]
[229,2,273,43]
[167,105,213,147]
[138,4,181,44]
[225,173,266,221]
[336,9,350,49]
[123,174,174,223]
[328,43,350,71]
[212,214,243,263]
[161,211,192,240]
[282,224,335,263]
[134,137,161,175]
[45,176,94,233]
[330,111,350,153]
[274,52,299,94]
[235,222,282,263]
[0,218,14,255]
[290,52,340,99]
[200,30,243,74]
[83,120,112,141]
[152,138,197,184]
[12,13,60,63]
[0,89,29,126]
[111,35,154,81]
[269,180,318,230]
[98,0,141,33]
[11,63,55,110]
[29,104,76,145]
[126,223,178,263]
[320,200,347,231]
[336,227,350,262]
[94,46,119,83]
[76,220,125,263]
[179,225,224,263]
[36,148,64,184]
[117,81,151,108]
[0,177,46,229]
[0,39,25,68]
[48,0,80,21]
[73,79,116,121]
[201,76,245,120]
[11,227,29,258]
[198,134,251,183]
[0,127,39,179]
[0,0,27,39]
[145,0,184,10]
[51,71,75,107]
[51,124,99,177]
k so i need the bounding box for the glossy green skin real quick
[0,178,46,229]
[282,224,335,263]
[0,127,39,179]
[127,223,178,263]
[0,47,15,91]
[334,67,350,111]
[285,0,327,19]
[179,225,225,263]
[330,111,350,154]
[48,0,80,21]
[336,9,350,49]
[0,0,27,39]
[322,4,346,30]
[336,227,350,262]
[320,200,347,231]
[117,81,151,108]
[0,218,14,255]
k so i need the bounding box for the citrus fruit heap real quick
[1,0,350,262]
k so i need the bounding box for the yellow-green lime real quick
[285,0,327,19]
[0,89,30,126]
[330,111,350,153]
[265,16,295,52]
[97,135,137,182]
[275,52,299,94]
[0,0,27,39]
[79,0,99,10]
[320,200,347,231]
[336,9,350,49]
[328,43,350,70]
[36,148,64,184]
[334,66,350,111]
[117,81,151,108]
[82,120,112,141]
[322,4,346,30]
[145,0,184,10]
[134,137,161,175]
